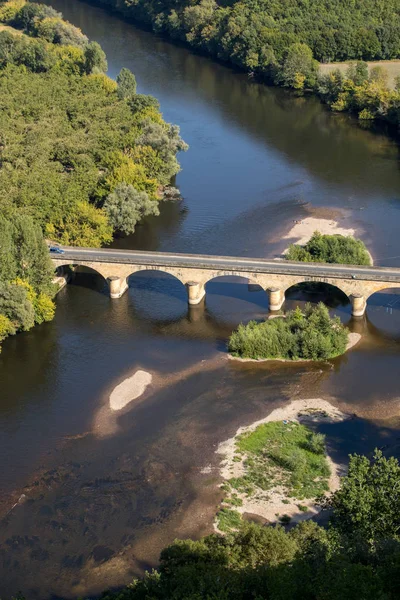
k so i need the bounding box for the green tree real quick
[330,449,400,543]
[0,215,17,282]
[0,281,35,332]
[347,61,369,86]
[13,215,54,294]
[83,40,107,74]
[277,43,318,89]
[33,292,55,324]
[0,313,15,350]
[117,67,137,100]
[104,182,159,235]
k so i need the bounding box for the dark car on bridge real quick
[49,246,65,254]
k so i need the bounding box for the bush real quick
[0,0,26,23]
[0,313,15,349]
[286,231,371,265]
[228,303,348,361]
[329,450,400,542]
[104,182,159,235]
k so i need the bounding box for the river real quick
[1,0,400,597]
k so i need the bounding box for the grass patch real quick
[228,303,348,361]
[236,421,331,500]
[224,494,243,507]
[216,508,242,532]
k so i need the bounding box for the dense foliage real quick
[99,450,400,600]
[286,231,371,265]
[0,1,187,350]
[0,1,187,248]
[91,0,400,65]
[90,0,400,128]
[228,303,348,360]
[0,215,55,352]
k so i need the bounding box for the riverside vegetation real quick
[286,232,372,265]
[0,0,187,351]
[228,303,348,361]
[217,419,330,532]
[93,450,400,600]
[89,0,400,127]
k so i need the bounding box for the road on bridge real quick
[53,247,400,284]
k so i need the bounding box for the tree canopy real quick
[228,303,349,361]
[92,0,400,67]
[0,1,187,351]
[90,0,400,126]
[286,231,372,265]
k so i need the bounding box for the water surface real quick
[1,1,400,597]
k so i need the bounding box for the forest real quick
[90,0,400,126]
[91,0,400,65]
[0,0,187,351]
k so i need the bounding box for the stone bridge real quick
[52,247,400,317]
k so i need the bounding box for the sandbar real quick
[109,370,152,411]
[281,216,373,264]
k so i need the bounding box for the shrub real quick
[228,303,348,361]
[104,182,160,235]
[286,231,371,265]
[0,313,15,350]
[0,0,26,23]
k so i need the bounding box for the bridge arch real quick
[364,287,400,337]
[284,281,350,308]
[204,274,269,324]
[54,263,109,294]
[126,269,188,322]
[126,266,187,288]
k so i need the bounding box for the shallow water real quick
[1,1,400,597]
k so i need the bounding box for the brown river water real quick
[1,0,400,597]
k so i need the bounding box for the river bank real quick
[81,0,400,136]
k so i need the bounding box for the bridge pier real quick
[268,287,285,311]
[186,281,205,305]
[351,293,366,317]
[108,276,129,299]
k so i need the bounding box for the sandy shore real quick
[109,370,152,411]
[281,216,373,264]
[215,398,349,529]
[283,216,356,248]
[228,332,361,364]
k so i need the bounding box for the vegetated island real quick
[228,303,358,362]
[0,0,187,352]
[215,398,346,532]
[88,0,400,131]
[286,230,372,265]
